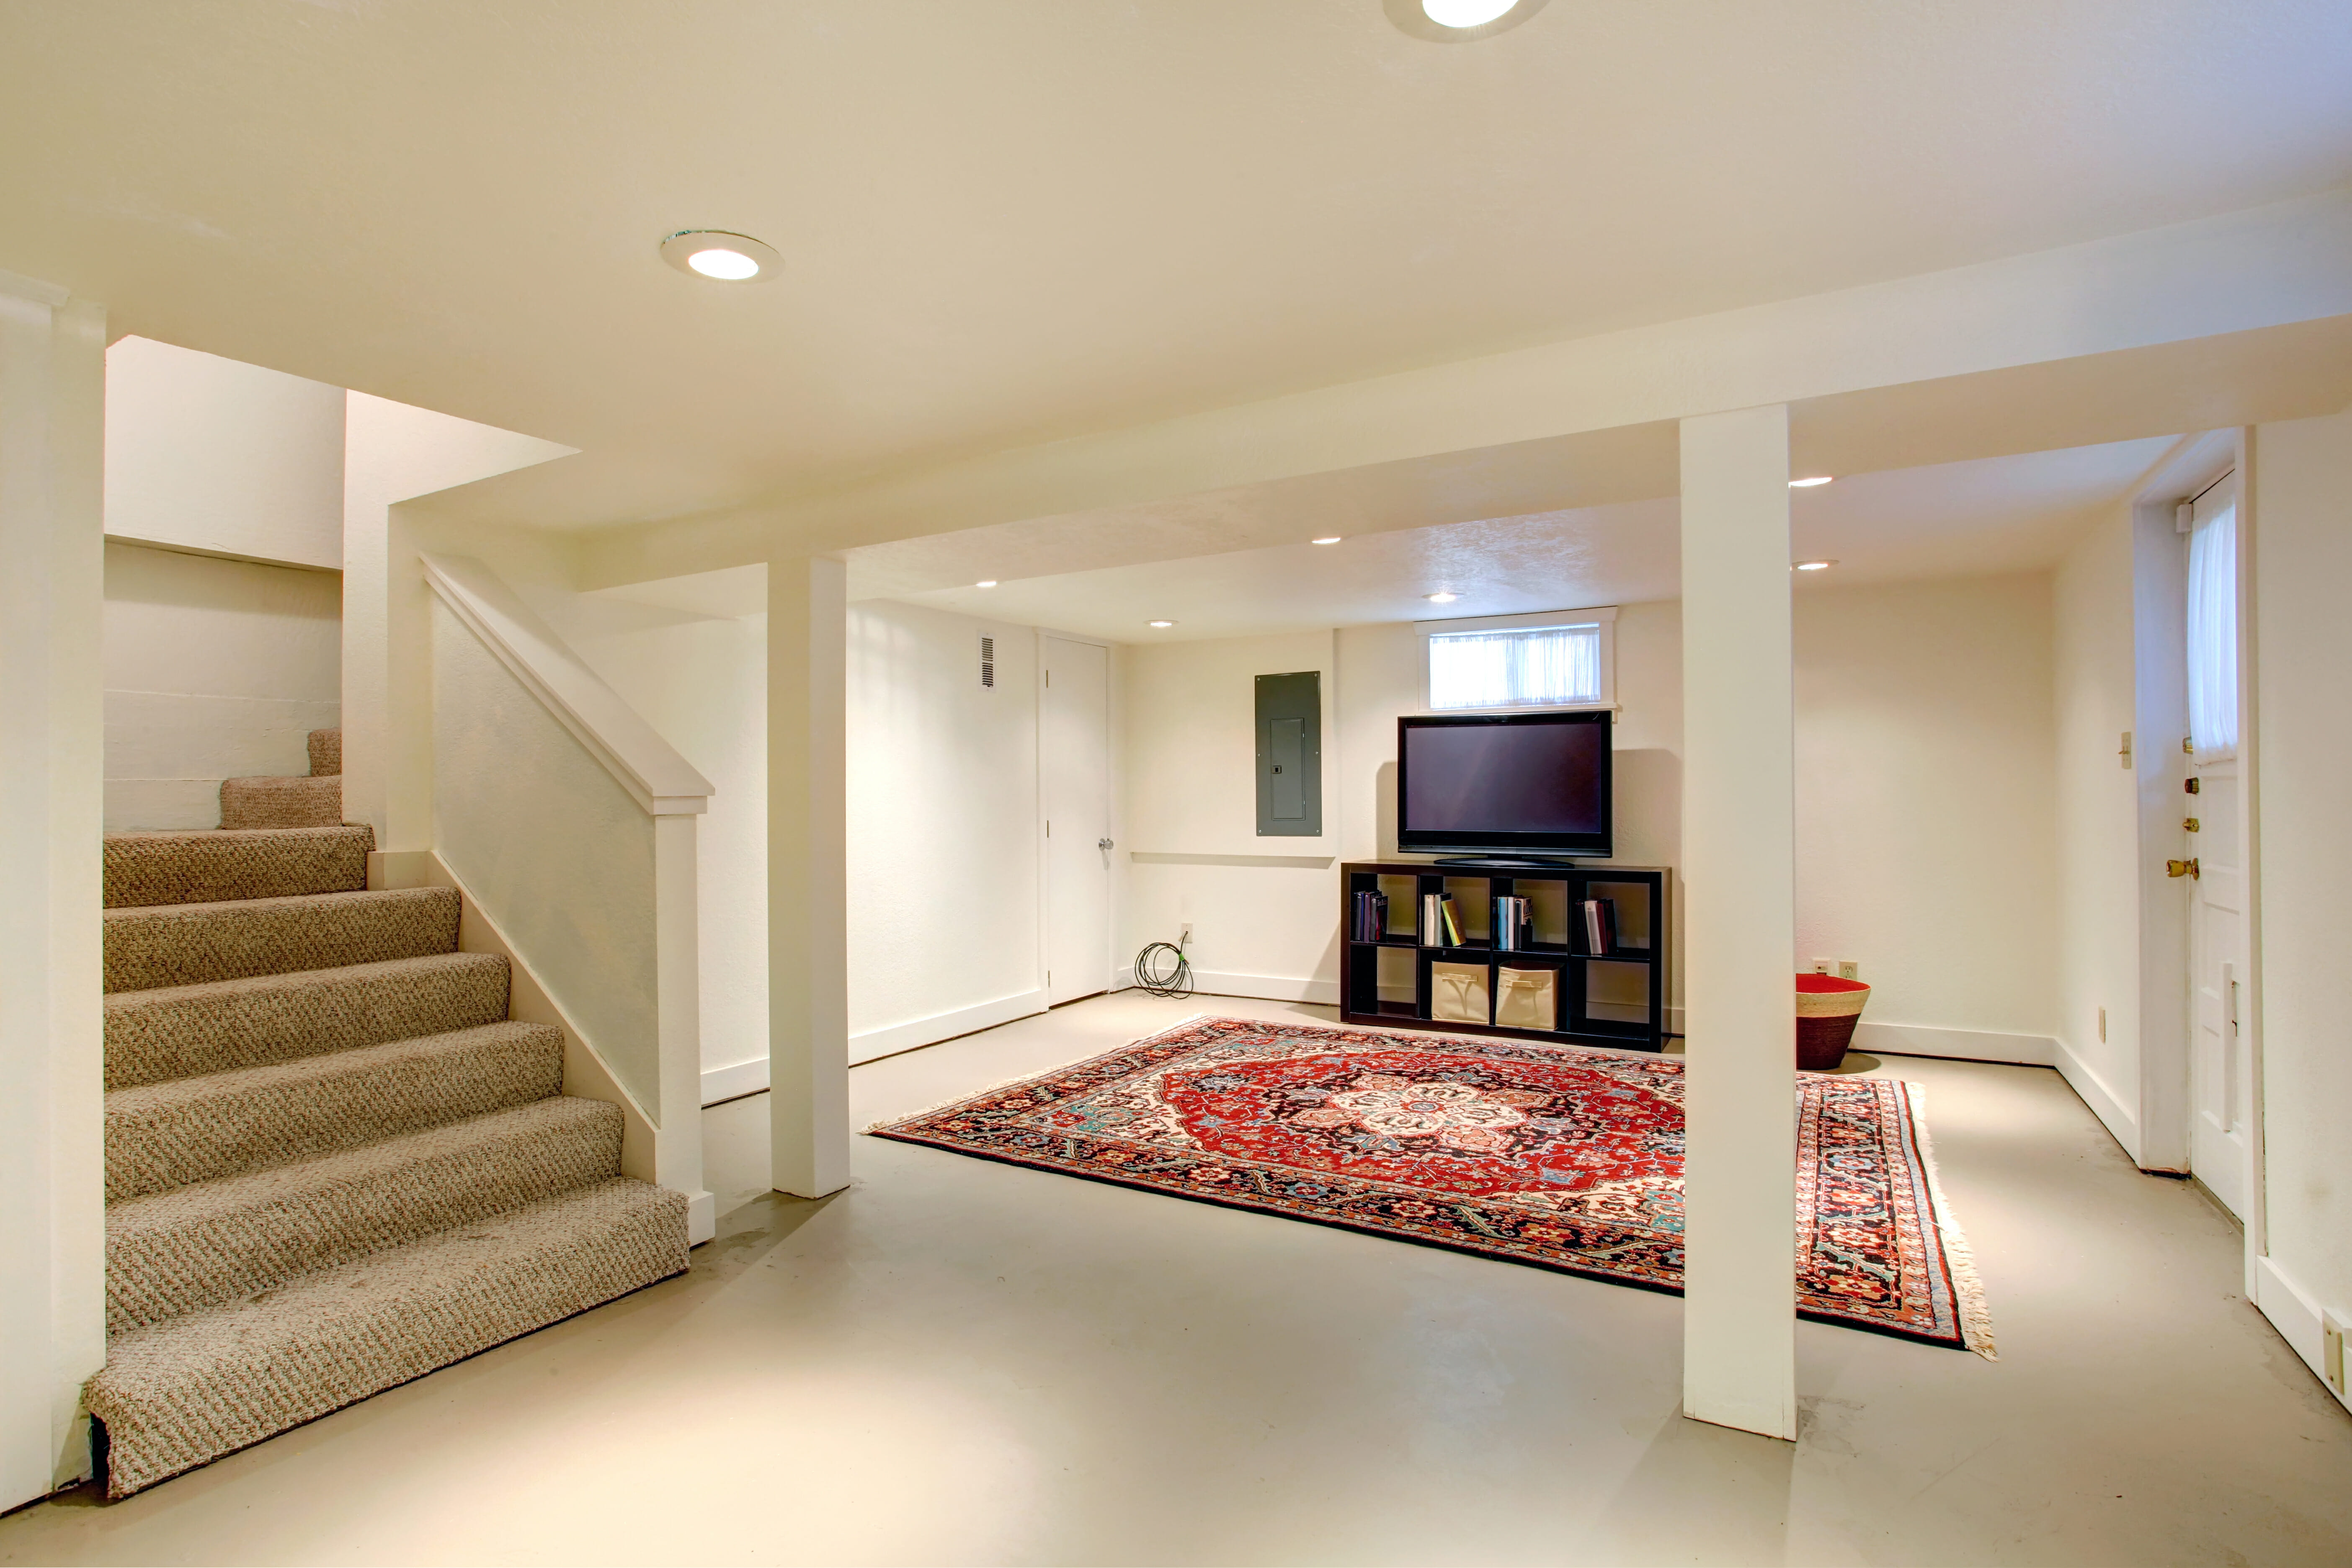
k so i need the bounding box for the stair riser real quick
[220,775,341,830]
[107,1026,565,1201]
[105,827,373,909]
[105,952,511,1090]
[104,888,460,994]
[108,1100,624,1335]
[88,1179,686,1498]
[307,727,341,779]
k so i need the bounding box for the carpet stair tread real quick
[88,1176,686,1498]
[106,1021,567,1202]
[108,1095,622,1335]
[104,825,375,909]
[307,727,340,778]
[104,887,460,994]
[220,774,341,830]
[105,950,510,1090]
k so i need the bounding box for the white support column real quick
[769,556,851,1198]
[1679,403,1798,1441]
[0,272,107,1507]
[653,813,717,1242]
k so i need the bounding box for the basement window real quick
[1418,606,1617,712]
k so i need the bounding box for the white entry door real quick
[2182,471,2251,1218]
[1042,636,1112,1005]
[2188,762,2250,1217]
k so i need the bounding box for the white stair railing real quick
[417,553,715,1242]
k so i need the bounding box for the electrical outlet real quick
[1836,960,1860,981]
[2326,1313,2347,1396]
[1810,957,1833,974]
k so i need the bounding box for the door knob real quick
[2167,858,2200,879]
[1098,837,1115,851]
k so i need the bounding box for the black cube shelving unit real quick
[1339,861,1672,1053]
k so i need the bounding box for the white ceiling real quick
[893,436,2182,642]
[1,2,2345,531]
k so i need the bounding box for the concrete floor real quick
[5,993,2349,1565]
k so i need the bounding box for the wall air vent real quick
[980,635,995,689]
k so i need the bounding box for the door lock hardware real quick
[1097,837,1114,851]
[2184,818,2201,832]
[2166,858,2200,879]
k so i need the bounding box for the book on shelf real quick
[1351,889,1389,942]
[1439,895,1463,946]
[1492,894,1532,952]
[1580,897,1617,956]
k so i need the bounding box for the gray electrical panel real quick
[1255,671,1322,837]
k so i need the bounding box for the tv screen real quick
[1396,712,1612,859]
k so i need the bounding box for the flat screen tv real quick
[1396,711,1612,861]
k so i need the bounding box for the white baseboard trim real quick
[2052,1036,2141,1163]
[2255,1255,2351,1414]
[700,1057,769,1106]
[850,988,1047,1066]
[1189,970,1341,1007]
[1853,1021,2055,1067]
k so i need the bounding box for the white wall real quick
[1795,574,2059,1055]
[847,600,1045,1062]
[103,541,341,830]
[104,336,344,571]
[1119,580,2060,1055]
[2051,506,2148,1145]
[1124,630,1338,1001]
[2247,401,2352,1406]
[554,597,770,1098]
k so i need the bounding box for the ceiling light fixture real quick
[1385,0,1547,42]
[659,230,782,282]
[1793,560,1837,572]
[1424,592,1459,603]
[1789,475,1835,488]
[1148,619,1176,628]
[1311,536,1343,545]
[976,580,998,588]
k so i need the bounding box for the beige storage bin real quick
[1494,966,1560,1030]
[1431,961,1491,1024]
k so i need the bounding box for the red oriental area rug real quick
[871,1015,1994,1357]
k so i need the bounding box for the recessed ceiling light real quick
[1789,475,1835,488]
[1793,560,1837,572]
[1424,0,1518,26]
[659,230,782,283]
[1311,536,1343,545]
[1424,592,1459,603]
[1148,619,1176,628]
[1385,0,1546,41]
[975,580,998,588]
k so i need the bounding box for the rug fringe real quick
[861,1011,1216,1134]
[1901,1080,1999,1361]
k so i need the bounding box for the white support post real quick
[0,273,107,1506]
[769,556,851,1198]
[1679,403,1798,1440]
[653,813,716,1242]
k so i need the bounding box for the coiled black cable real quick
[1133,939,1194,998]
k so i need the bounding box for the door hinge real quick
[2167,858,2200,879]
[2184,817,2201,832]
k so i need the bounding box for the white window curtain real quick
[1429,624,1600,710]
[2186,499,2238,764]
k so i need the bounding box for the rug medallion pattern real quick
[871,1016,1992,1355]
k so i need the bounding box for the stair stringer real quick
[369,848,715,1244]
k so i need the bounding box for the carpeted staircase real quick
[87,730,689,1497]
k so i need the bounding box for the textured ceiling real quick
[3,1,2347,531]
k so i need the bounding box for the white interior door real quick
[2183,472,2251,1218]
[1042,636,1112,1006]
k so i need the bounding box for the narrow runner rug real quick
[870,1015,1994,1357]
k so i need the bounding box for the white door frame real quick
[1034,628,1119,1006]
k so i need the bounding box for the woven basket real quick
[1795,973,1870,1070]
